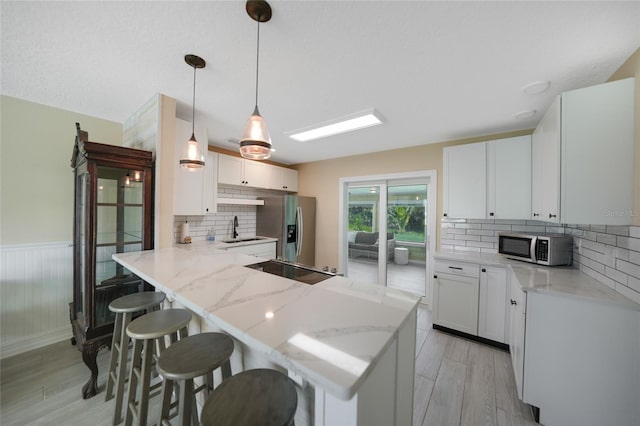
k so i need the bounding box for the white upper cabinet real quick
[443,135,531,220]
[268,165,299,192]
[532,78,635,224]
[218,153,268,188]
[242,158,269,188]
[531,98,561,222]
[218,153,298,192]
[173,118,216,216]
[217,154,244,186]
[487,136,532,220]
[203,151,218,214]
[443,142,487,219]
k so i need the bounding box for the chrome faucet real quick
[233,216,239,239]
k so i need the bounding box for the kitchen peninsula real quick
[113,243,420,426]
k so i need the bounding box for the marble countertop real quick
[176,236,277,250]
[113,244,420,400]
[435,250,640,311]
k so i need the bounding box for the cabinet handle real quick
[433,275,438,279]
[448,266,463,270]
[549,213,557,219]
[510,299,517,305]
[489,212,494,217]
[533,213,539,217]
[481,268,486,272]
[443,213,448,217]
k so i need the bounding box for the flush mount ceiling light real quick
[514,110,537,120]
[522,81,550,95]
[180,54,206,170]
[286,108,383,142]
[239,0,273,161]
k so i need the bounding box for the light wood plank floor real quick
[348,258,427,296]
[1,306,537,426]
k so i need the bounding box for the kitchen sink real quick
[222,237,267,243]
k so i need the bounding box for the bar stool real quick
[124,308,192,426]
[156,332,234,426]
[200,369,298,426]
[106,291,166,425]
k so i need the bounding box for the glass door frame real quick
[338,170,438,304]
[346,182,389,285]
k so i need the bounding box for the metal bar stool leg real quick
[112,312,132,424]
[124,338,143,426]
[105,311,124,400]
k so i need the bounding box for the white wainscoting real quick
[1,242,73,359]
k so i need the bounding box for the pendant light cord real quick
[255,20,260,108]
[191,64,197,136]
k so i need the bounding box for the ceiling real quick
[2,1,639,165]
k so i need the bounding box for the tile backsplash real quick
[441,218,640,303]
[173,185,282,244]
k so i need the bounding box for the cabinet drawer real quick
[434,259,479,278]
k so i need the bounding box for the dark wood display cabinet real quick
[70,123,154,399]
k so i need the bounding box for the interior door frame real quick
[338,170,437,305]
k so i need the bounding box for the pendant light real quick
[239,0,273,160]
[180,54,206,170]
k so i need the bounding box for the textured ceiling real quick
[2,1,639,165]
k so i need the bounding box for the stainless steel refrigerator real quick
[257,195,316,266]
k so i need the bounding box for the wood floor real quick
[0,306,537,426]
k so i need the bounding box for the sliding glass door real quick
[386,183,427,297]
[342,175,431,300]
[347,185,386,286]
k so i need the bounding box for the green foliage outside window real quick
[349,204,426,243]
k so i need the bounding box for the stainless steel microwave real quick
[498,232,573,266]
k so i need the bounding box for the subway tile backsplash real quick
[441,218,640,304]
[173,185,282,244]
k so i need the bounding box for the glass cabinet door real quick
[75,172,89,324]
[93,166,145,327]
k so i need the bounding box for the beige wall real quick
[296,129,532,269]
[608,47,640,226]
[0,96,123,245]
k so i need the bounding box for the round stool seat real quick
[157,332,234,380]
[127,309,192,340]
[110,291,166,313]
[201,369,297,426]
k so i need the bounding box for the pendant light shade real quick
[240,0,273,160]
[240,105,272,160]
[180,54,206,170]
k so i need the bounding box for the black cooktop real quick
[244,259,334,285]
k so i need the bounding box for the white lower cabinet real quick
[219,241,276,259]
[433,258,508,345]
[510,272,640,426]
[508,270,526,399]
[478,265,508,343]
[433,259,480,335]
[433,272,479,335]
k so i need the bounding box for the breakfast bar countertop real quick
[113,244,420,401]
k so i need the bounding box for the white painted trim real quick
[0,241,72,250]
[338,170,437,305]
